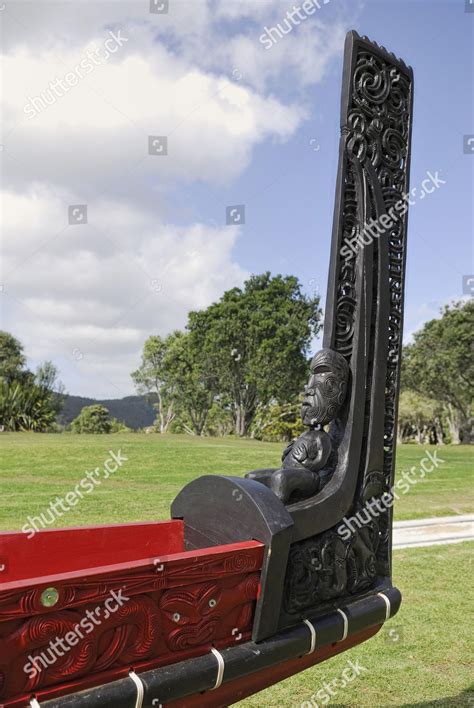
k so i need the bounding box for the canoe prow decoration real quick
[0,30,413,708]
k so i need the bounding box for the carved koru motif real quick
[0,550,262,704]
[283,36,412,613]
[334,42,411,569]
[160,574,260,651]
[1,595,161,699]
[284,521,380,614]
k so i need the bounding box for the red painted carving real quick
[0,523,263,707]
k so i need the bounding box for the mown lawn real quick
[0,434,472,706]
[0,433,472,531]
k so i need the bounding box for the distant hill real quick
[58,394,156,430]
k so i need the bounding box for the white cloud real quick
[2,42,306,197]
[1,0,349,396]
[2,187,247,395]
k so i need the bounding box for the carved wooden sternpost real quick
[281,31,414,621]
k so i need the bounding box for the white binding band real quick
[129,670,145,708]
[377,592,391,622]
[210,647,225,690]
[303,618,317,654]
[336,608,349,641]
[30,700,41,708]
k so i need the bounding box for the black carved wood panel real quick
[281,31,413,623]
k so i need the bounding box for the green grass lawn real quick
[0,433,472,531]
[0,434,472,706]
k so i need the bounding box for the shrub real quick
[71,404,112,433]
[0,381,57,431]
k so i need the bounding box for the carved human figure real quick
[246,348,349,504]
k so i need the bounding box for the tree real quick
[203,402,234,437]
[402,301,473,444]
[0,331,31,385]
[71,404,112,433]
[35,361,65,415]
[131,334,178,433]
[0,333,65,431]
[397,390,442,444]
[251,399,305,442]
[187,273,322,436]
[132,332,217,436]
[164,332,217,435]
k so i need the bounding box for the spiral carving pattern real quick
[285,38,412,613]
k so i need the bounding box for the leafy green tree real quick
[251,400,305,442]
[0,331,32,385]
[0,333,65,431]
[187,273,321,436]
[35,361,65,415]
[402,301,473,444]
[203,402,234,437]
[397,390,442,444]
[71,404,112,433]
[131,334,178,433]
[164,332,217,435]
[132,332,217,436]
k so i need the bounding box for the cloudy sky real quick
[1,0,472,398]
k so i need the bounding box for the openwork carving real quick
[284,521,379,614]
[283,34,413,615]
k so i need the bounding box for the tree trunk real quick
[434,416,445,445]
[234,406,246,436]
[446,404,461,445]
[397,422,403,446]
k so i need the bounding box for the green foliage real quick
[0,380,57,431]
[402,301,473,443]
[187,273,322,436]
[0,331,32,385]
[164,332,217,435]
[251,400,305,442]
[35,361,65,415]
[71,404,112,433]
[0,334,65,431]
[397,390,443,444]
[203,403,234,437]
[132,331,218,435]
[131,334,178,433]
[109,418,132,433]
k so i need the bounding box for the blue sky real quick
[1,0,472,398]
[207,0,473,340]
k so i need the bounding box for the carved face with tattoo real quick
[301,349,349,427]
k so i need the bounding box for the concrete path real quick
[393,514,474,549]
